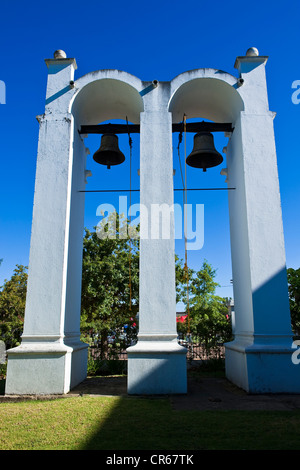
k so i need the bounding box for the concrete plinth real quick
[127,336,187,395]
[5,338,88,395]
[225,336,300,393]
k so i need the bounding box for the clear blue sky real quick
[0,0,299,304]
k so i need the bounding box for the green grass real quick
[1,361,300,451]
[0,394,300,450]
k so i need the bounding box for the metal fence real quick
[178,338,225,361]
[88,336,225,363]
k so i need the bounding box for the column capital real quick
[234,55,268,74]
[234,49,270,113]
[44,52,77,112]
[45,57,77,72]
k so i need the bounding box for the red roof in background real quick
[176,314,188,323]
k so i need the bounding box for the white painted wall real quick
[227,114,254,337]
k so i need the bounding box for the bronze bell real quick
[93,133,125,169]
[186,132,223,172]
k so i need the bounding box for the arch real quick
[169,69,244,123]
[70,71,144,125]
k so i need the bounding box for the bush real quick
[87,358,127,376]
[0,362,7,379]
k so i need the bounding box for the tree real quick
[175,255,194,306]
[0,220,232,361]
[287,267,300,336]
[80,213,139,355]
[0,265,27,349]
[179,260,232,356]
[0,213,140,353]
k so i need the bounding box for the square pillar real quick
[225,52,300,393]
[127,84,187,394]
[5,56,88,395]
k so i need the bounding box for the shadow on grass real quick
[76,360,300,451]
[80,360,195,450]
[77,392,300,451]
[76,359,300,450]
[80,396,191,451]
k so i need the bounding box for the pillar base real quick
[225,335,300,394]
[5,336,88,395]
[127,336,187,395]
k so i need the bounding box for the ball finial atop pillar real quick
[246,47,259,57]
[53,49,67,59]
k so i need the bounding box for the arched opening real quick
[169,73,244,123]
[169,74,244,361]
[70,76,144,372]
[71,76,143,125]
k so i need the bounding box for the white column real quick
[225,51,300,393]
[5,55,88,395]
[127,83,187,394]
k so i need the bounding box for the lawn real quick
[0,392,300,450]
[1,360,300,451]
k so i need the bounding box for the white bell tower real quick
[5,48,300,395]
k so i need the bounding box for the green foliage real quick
[80,213,139,356]
[189,357,225,377]
[0,217,233,363]
[178,260,233,355]
[190,295,231,353]
[175,256,194,306]
[0,265,27,349]
[287,267,300,335]
[87,358,127,376]
[0,362,7,379]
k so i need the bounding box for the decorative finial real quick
[53,50,67,59]
[246,47,259,57]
